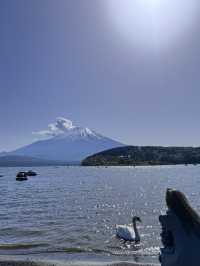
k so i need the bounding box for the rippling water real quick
[0,165,200,264]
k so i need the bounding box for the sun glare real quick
[106,0,198,51]
[142,0,161,8]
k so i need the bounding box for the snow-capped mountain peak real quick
[54,126,102,140]
[10,118,124,162]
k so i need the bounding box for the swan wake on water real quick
[116,216,142,243]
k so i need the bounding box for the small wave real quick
[101,246,160,257]
[0,243,49,250]
[60,246,158,257]
[62,247,91,254]
[0,228,47,237]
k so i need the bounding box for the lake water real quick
[0,165,200,265]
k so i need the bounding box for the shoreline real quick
[0,255,160,266]
[0,259,159,266]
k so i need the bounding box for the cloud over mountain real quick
[33,117,75,137]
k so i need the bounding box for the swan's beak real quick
[138,217,142,223]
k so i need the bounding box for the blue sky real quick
[0,0,200,151]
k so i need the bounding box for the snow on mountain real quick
[10,118,124,162]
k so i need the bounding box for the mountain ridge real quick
[81,145,200,166]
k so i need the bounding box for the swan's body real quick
[116,216,141,242]
[116,224,137,241]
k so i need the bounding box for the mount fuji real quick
[5,118,124,163]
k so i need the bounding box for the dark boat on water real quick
[16,172,28,181]
[26,170,37,176]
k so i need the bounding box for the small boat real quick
[16,172,28,181]
[26,170,37,176]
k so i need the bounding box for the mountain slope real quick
[0,155,67,167]
[9,119,124,162]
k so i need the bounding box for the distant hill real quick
[0,151,8,157]
[4,118,124,162]
[81,146,200,166]
[0,155,69,167]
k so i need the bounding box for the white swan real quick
[116,216,142,242]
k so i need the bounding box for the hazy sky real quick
[1,0,200,151]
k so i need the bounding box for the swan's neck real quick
[133,222,140,242]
